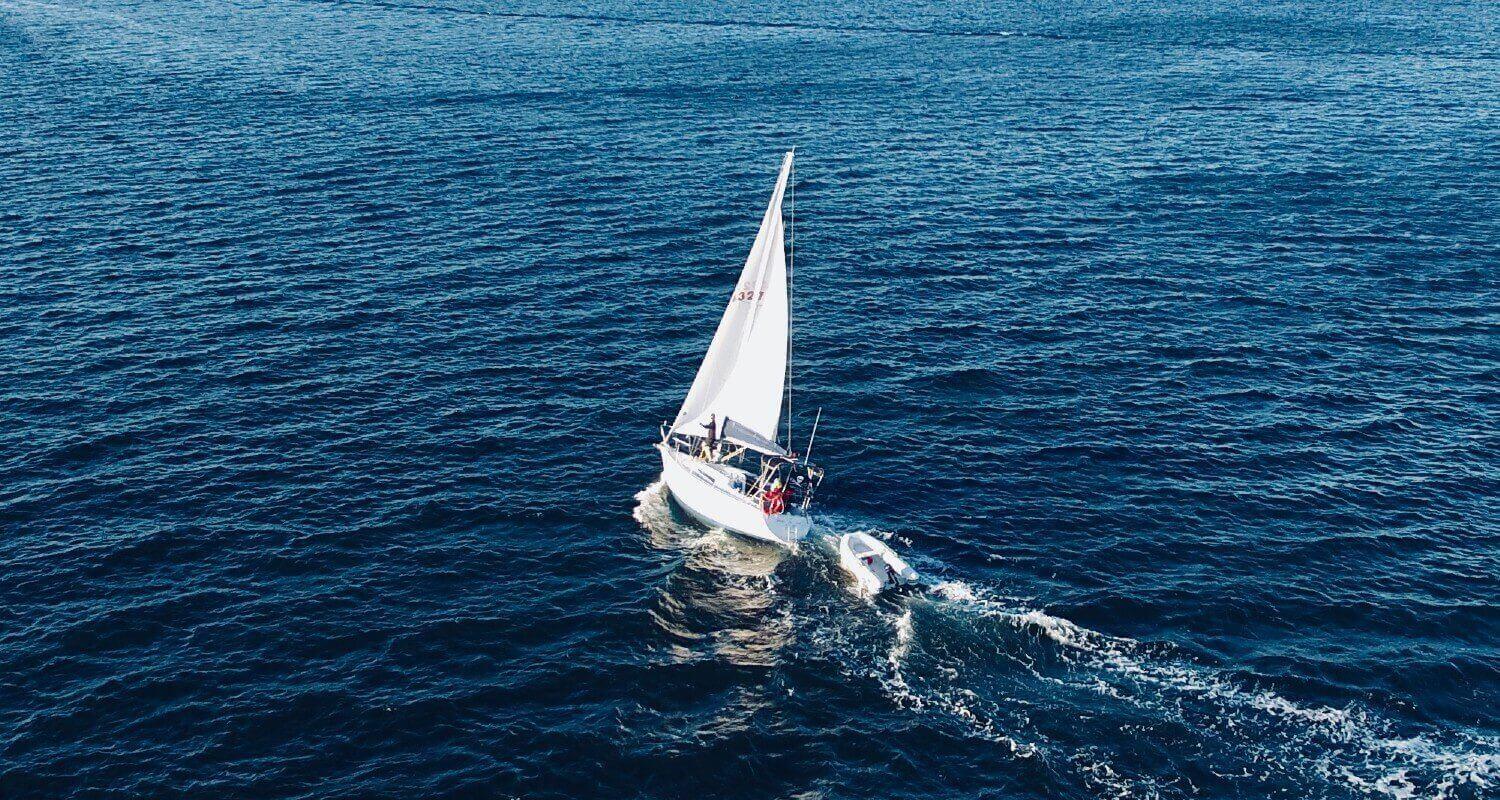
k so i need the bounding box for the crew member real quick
[700,414,717,460]
[788,470,808,505]
[762,479,786,515]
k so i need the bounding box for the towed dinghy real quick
[838,532,919,597]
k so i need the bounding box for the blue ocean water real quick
[2,0,1497,797]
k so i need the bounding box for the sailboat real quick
[656,150,823,547]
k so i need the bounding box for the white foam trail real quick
[922,576,1499,799]
[633,477,725,552]
[634,509,1497,798]
[880,608,918,706]
[1072,753,1167,800]
[631,478,667,524]
[930,580,976,602]
[876,603,1039,758]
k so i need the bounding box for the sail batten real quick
[671,152,794,446]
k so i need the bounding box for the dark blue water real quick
[3,1,1497,797]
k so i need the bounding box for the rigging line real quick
[786,149,794,452]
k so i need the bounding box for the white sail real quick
[671,151,792,449]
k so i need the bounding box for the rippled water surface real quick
[3,1,1497,798]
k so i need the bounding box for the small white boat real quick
[656,151,823,547]
[838,532,920,597]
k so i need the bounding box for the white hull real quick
[657,444,811,548]
[838,532,919,597]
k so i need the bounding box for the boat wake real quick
[633,479,792,668]
[828,544,1499,800]
[632,487,1497,799]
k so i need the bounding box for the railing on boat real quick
[660,421,823,512]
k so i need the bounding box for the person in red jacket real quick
[762,479,786,515]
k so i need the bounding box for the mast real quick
[786,149,795,451]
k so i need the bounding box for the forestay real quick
[671,151,792,447]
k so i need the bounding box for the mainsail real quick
[671,151,793,452]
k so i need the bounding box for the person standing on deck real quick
[700,414,718,460]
